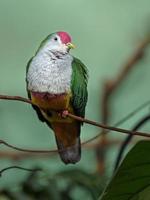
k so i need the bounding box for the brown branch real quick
[0,95,31,104]
[83,99,150,146]
[0,137,142,160]
[0,151,52,160]
[114,114,150,171]
[67,113,150,137]
[96,36,150,174]
[0,93,150,163]
[0,139,124,160]
[0,133,146,157]
[0,94,150,138]
[0,100,149,159]
[102,37,150,132]
[0,139,57,153]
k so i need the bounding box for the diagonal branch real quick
[0,95,31,104]
[114,114,150,171]
[101,36,150,126]
[67,113,150,137]
[0,94,150,138]
[96,36,150,174]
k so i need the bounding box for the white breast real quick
[27,52,73,94]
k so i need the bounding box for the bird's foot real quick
[59,110,69,118]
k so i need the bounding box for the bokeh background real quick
[0,0,150,199]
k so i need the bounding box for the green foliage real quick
[0,169,105,200]
[2,141,150,200]
[99,141,150,200]
[55,169,104,199]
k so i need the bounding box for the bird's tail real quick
[51,122,81,164]
[55,136,81,164]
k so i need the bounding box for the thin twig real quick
[67,113,150,137]
[0,166,41,176]
[96,36,150,174]
[0,99,149,156]
[114,100,150,127]
[0,139,122,159]
[0,95,31,104]
[0,151,53,159]
[0,94,150,138]
[0,139,57,153]
[105,36,150,117]
[114,114,150,171]
[82,100,150,145]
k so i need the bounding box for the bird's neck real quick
[36,48,69,60]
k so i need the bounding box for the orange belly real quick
[30,91,74,123]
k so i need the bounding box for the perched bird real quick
[26,31,88,164]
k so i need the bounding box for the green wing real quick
[71,57,88,118]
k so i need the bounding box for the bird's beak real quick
[66,42,76,50]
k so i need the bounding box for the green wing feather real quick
[71,57,88,118]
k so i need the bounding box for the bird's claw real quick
[59,110,69,118]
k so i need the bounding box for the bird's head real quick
[38,31,75,55]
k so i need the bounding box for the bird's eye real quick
[54,37,58,41]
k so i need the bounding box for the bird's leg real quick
[58,110,69,118]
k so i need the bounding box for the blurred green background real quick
[0,0,150,198]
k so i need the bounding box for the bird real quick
[26,31,88,164]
